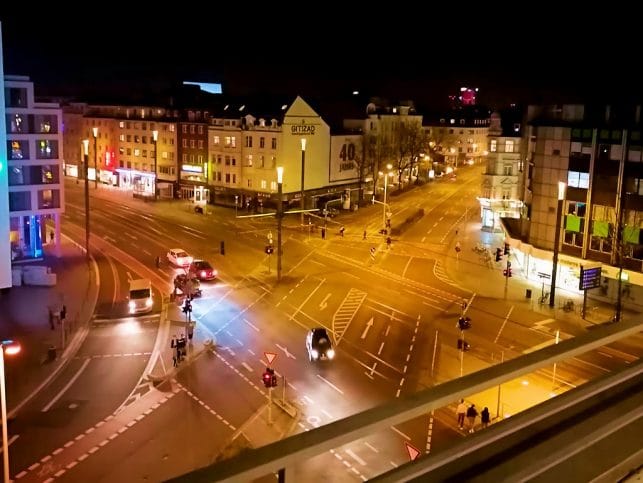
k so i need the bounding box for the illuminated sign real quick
[291,122,316,135]
[182,164,203,173]
[579,266,602,290]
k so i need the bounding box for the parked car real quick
[189,259,217,281]
[167,248,193,267]
[305,328,335,361]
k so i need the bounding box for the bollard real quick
[220,240,225,255]
[48,345,57,362]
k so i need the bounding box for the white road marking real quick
[361,317,374,339]
[0,434,19,453]
[322,409,333,419]
[390,425,411,440]
[364,441,379,453]
[494,306,514,343]
[241,362,253,372]
[316,374,344,394]
[244,318,259,332]
[42,359,91,412]
[377,342,385,355]
[346,449,366,466]
[402,257,413,278]
[276,343,297,360]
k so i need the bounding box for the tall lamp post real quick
[277,166,284,282]
[152,130,159,201]
[92,127,98,189]
[380,163,393,232]
[82,139,90,260]
[549,181,566,308]
[1,340,21,483]
[300,138,306,228]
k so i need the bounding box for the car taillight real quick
[201,270,206,278]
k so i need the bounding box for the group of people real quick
[171,334,187,367]
[456,399,490,433]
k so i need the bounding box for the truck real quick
[128,278,153,314]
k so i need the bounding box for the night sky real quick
[1,13,639,111]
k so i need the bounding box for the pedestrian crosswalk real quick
[332,288,367,345]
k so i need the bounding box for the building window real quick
[182,125,188,133]
[246,155,253,167]
[261,179,267,189]
[270,181,277,191]
[9,191,31,211]
[490,140,497,152]
[232,174,236,184]
[567,171,590,189]
[225,173,230,183]
[198,140,204,149]
[503,165,513,176]
[190,125,196,134]
[213,135,220,145]
[271,138,277,149]
[505,140,515,153]
[245,136,253,148]
[182,139,188,148]
[37,140,58,159]
[198,125,203,134]
[9,140,28,160]
[198,155,203,163]
[231,158,236,166]
[119,134,125,141]
[119,121,125,128]
[260,137,265,148]
[134,149,141,156]
[182,154,188,162]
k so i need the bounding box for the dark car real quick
[305,328,335,361]
[189,260,217,281]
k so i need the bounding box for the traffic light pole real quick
[268,387,273,425]
[459,329,465,377]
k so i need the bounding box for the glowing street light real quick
[277,166,284,282]
[300,138,306,228]
[1,340,21,483]
[92,127,98,189]
[380,163,394,233]
[550,181,566,308]
[82,139,90,260]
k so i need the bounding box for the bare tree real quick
[390,121,427,189]
[364,131,393,197]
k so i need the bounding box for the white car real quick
[167,248,193,267]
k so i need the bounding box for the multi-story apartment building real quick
[177,109,209,201]
[5,75,64,261]
[0,31,10,288]
[424,107,490,168]
[63,105,179,198]
[479,110,524,231]
[208,96,360,210]
[509,104,643,308]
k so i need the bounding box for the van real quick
[128,278,153,314]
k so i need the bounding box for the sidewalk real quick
[0,236,99,417]
[443,214,630,326]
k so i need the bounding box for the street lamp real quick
[1,340,21,483]
[277,166,284,282]
[82,139,90,261]
[92,127,98,189]
[549,181,566,308]
[300,138,306,228]
[152,130,159,201]
[380,163,393,232]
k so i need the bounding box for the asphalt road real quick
[11,168,639,482]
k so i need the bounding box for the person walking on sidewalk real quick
[466,404,478,433]
[363,229,367,240]
[456,399,467,429]
[170,335,178,367]
[339,226,345,237]
[481,407,490,429]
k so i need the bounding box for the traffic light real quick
[495,248,503,262]
[457,316,471,330]
[503,261,512,277]
[182,299,192,314]
[504,243,510,255]
[262,367,277,388]
[265,245,274,255]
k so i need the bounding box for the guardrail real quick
[168,319,643,483]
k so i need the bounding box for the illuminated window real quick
[261,180,267,189]
[213,136,220,145]
[270,181,277,191]
[134,149,141,156]
[119,134,125,141]
[490,140,497,152]
[505,140,515,153]
[169,125,175,132]
[119,121,125,128]
[568,171,590,188]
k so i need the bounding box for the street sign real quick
[264,352,277,365]
[537,272,551,280]
[579,266,602,290]
[405,441,420,462]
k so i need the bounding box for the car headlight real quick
[128,301,136,313]
[145,298,153,307]
[311,349,319,359]
[327,349,335,359]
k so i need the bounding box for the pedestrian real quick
[363,229,367,240]
[49,231,54,244]
[170,335,178,367]
[60,305,67,322]
[49,308,55,330]
[339,226,345,237]
[321,227,326,240]
[386,236,392,249]
[466,404,478,433]
[481,407,490,429]
[456,399,467,429]
[155,256,161,268]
